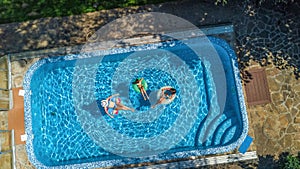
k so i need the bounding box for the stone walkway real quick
[0,0,300,168]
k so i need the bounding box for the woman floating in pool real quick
[101,94,134,118]
[151,86,176,108]
[132,78,149,101]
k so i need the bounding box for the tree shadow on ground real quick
[257,152,300,169]
[198,152,299,169]
[236,0,300,81]
[2,0,298,84]
[0,5,154,58]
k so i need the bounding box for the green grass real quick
[0,0,177,24]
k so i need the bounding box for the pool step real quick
[133,151,258,169]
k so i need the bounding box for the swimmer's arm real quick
[107,93,119,100]
[107,113,114,118]
[138,78,144,86]
[111,93,119,97]
[170,94,175,99]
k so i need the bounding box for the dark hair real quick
[132,78,139,84]
[170,88,176,94]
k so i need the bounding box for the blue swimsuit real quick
[107,97,118,115]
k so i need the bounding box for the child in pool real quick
[132,78,149,101]
[151,87,176,108]
[101,94,134,118]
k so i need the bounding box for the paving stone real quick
[291,107,298,118]
[293,140,300,152]
[13,75,23,88]
[279,114,291,127]
[263,115,282,140]
[286,124,298,133]
[0,153,12,169]
[285,98,293,109]
[0,111,8,130]
[265,139,279,155]
[271,92,284,103]
[284,134,293,148]
[295,116,300,124]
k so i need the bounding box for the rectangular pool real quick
[24,36,248,168]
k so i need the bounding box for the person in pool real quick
[101,94,134,118]
[132,78,149,101]
[151,87,176,108]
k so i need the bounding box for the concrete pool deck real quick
[0,0,299,168]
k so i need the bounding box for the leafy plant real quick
[281,154,300,169]
[0,0,177,24]
[215,0,228,5]
[214,0,295,5]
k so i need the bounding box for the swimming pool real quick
[24,36,248,168]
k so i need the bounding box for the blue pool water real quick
[24,36,248,168]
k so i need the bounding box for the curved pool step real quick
[214,115,240,146]
[220,125,237,145]
[211,116,235,146]
[195,112,241,147]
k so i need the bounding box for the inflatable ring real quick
[157,86,176,104]
[132,78,148,93]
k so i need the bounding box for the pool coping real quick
[22,33,249,168]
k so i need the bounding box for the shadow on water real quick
[112,81,129,97]
[82,100,106,118]
[134,90,152,111]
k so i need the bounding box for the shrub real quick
[0,0,177,24]
[281,154,300,169]
[215,0,295,5]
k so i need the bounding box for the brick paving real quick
[0,0,299,168]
